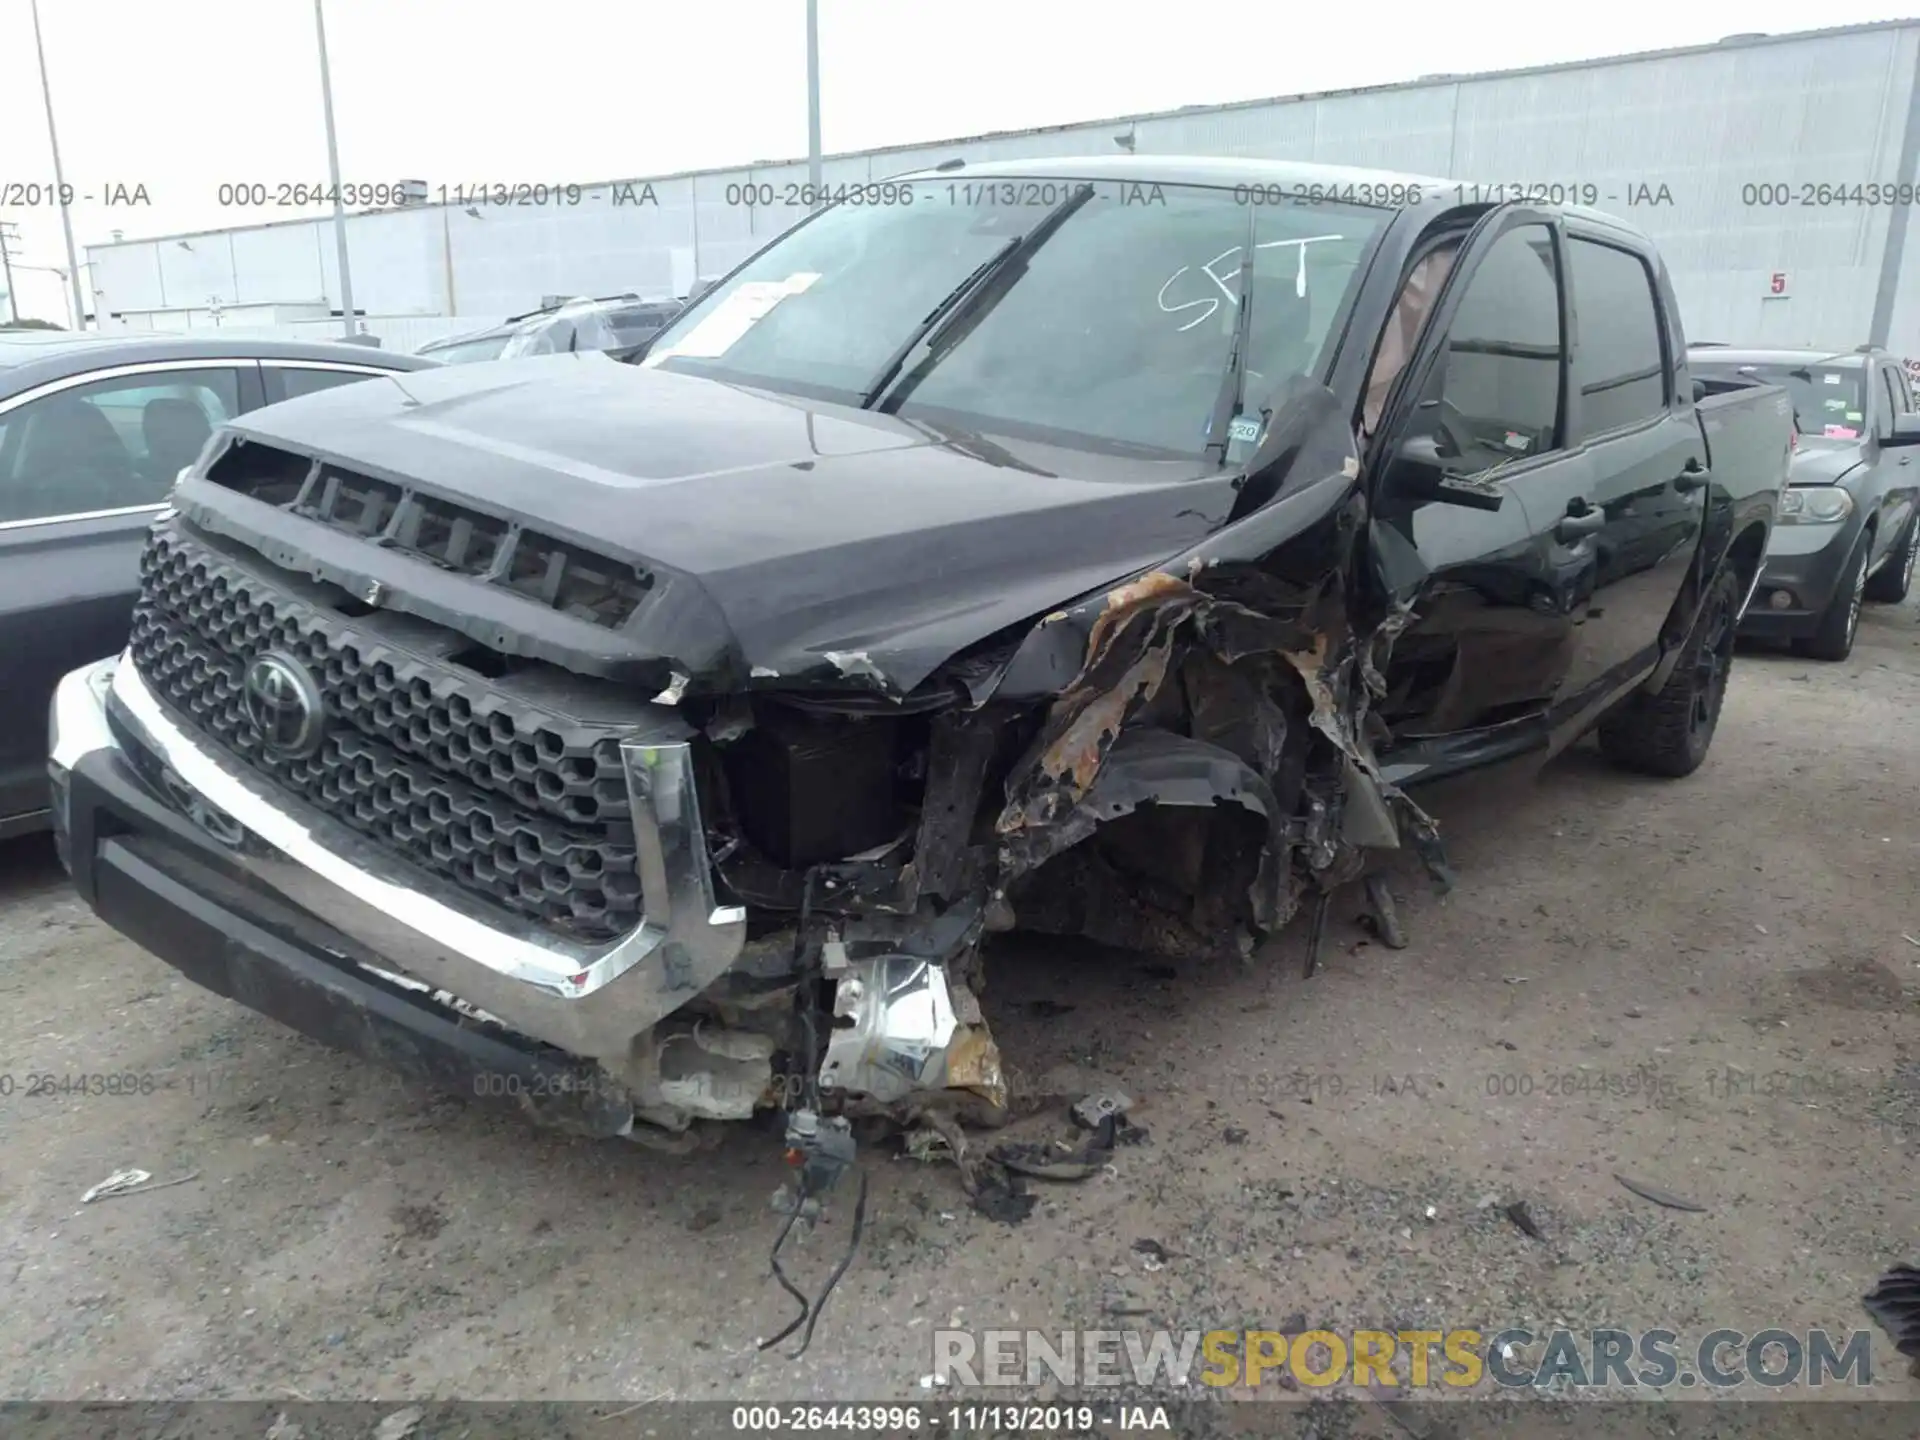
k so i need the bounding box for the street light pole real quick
[313,0,358,338]
[806,0,823,210]
[29,0,87,331]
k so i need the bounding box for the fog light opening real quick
[1768,589,1794,610]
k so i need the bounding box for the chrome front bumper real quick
[50,654,747,1065]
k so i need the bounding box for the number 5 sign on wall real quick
[1768,272,1789,296]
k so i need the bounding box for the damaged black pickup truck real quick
[51,158,1790,1171]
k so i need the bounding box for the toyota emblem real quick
[243,652,326,758]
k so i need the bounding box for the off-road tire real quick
[1597,564,1740,778]
[1863,515,1917,604]
[1796,531,1870,662]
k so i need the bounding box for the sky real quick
[0,0,1911,324]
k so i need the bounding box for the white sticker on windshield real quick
[1846,409,1863,421]
[1227,415,1263,445]
[1823,373,1842,384]
[646,273,821,362]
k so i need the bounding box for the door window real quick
[1567,237,1668,439]
[277,366,386,401]
[1416,222,1565,478]
[1880,365,1907,436]
[0,368,240,524]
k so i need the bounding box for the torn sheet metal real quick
[819,957,1005,1110]
[1281,635,1453,891]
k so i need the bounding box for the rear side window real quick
[0,367,239,524]
[277,366,384,401]
[1569,238,1667,439]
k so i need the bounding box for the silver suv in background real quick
[417,295,685,364]
[1690,344,1920,660]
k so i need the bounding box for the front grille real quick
[128,523,644,941]
[205,443,653,628]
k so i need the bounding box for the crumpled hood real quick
[1787,442,1867,488]
[220,353,1252,695]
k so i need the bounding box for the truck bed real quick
[1694,381,1795,503]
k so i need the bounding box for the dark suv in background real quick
[1690,344,1920,660]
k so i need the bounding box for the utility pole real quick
[314,0,358,337]
[1870,39,1920,350]
[29,0,87,332]
[806,0,823,209]
[0,222,20,324]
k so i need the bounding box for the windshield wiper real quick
[864,182,1095,412]
[856,240,1017,407]
[1203,209,1259,467]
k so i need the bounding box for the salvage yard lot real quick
[1,601,1917,1405]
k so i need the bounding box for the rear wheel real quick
[1863,515,1917,603]
[1795,532,1870,662]
[1598,564,1740,778]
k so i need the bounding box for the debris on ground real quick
[1504,1201,1544,1240]
[79,1168,200,1204]
[371,1409,424,1440]
[919,1110,1036,1225]
[990,1111,1126,1181]
[1133,1238,1170,1271]
[1070,1091,1132,1129]
[901,1129,955,1164]
[1862,1264,1920,1375]
[969,1168,1036,1225]
[1614,1174,1706,1212]
[1221,1127,1249,1145]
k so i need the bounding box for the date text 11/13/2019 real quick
[727,1405,1172,1432]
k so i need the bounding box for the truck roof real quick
[900,155,1649,235]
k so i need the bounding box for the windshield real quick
[642,179,1388,456]
[1691,359,1867,437]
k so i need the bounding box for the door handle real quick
[1556,506,1607,542]
[1674,458,1711,492]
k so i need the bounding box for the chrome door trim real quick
[0,502,168,535]
[0,357,248,417]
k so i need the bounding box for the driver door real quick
[1365,207,1597,770]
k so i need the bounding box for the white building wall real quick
[84,23,1920,354]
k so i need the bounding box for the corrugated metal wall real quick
[87,23,1920,351]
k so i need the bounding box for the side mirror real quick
[1883,413,1920,448]
[1383,431,1506,512]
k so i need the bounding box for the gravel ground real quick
[1,597,1917,1416]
